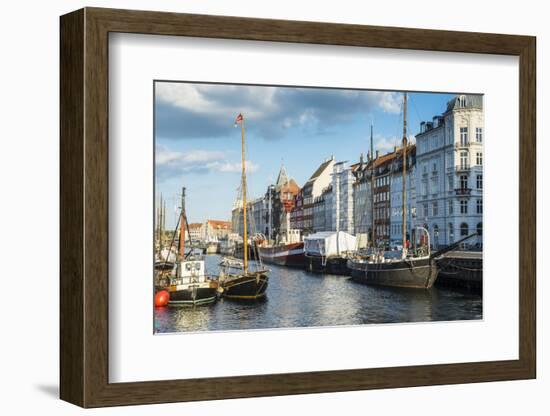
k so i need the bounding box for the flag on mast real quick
[234,113,243,127]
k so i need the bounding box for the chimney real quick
[376,150,379,159]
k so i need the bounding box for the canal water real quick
[154,254,482,334]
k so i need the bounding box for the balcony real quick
[454,142,470,149]
[454,187,472,196]
[455,164,471,172]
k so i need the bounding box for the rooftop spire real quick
[275,164,289,189]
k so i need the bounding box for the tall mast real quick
[370,122,375,249]
[162,197,166,244]
[156,196,160,248]
[240,116,248,274]
[159,193,164,252]
[268,185,272,242]
[179,187,186,259]
[402,93,408,253]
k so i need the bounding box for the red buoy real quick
[155,290,170,307]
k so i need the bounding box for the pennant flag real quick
[234,113,243,127]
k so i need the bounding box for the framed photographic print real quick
[60,7,536,408]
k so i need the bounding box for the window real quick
[460,151,468,169]
[448,175,453,191]
[448,200,454,215]
[460,222,469,236]
[431,176,439,194]
[476,152,483,165]
[432,163,437,173]
[423,203,429,218]
[432,201,438,217]
[460,200,468,214]
[477,222,483,236]
[458,95,467,107]
[477,199,483,214]
[448,223,454,242]
[477,174,483,189]
[460,175,468,189]
[460,127,468,146]
[476,127,483,143]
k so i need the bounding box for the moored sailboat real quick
[348,93,478,289]
[349,226,436,288]
[220,113,269,300]
[164,187,219,305]
[349,93,433,287]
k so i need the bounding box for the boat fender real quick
[154,290,170,307]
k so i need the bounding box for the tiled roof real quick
[207,220,231,229]
[354,144,416,173]
[306,158,334,183]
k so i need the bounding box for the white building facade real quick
[331,161,355,234]
[300,157,335,235]
[414,94,483,249]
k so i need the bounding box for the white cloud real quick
[371,132,416,156]
[207,160,259,173]
[155,145,259,179]
[374,134,400,154]
[156,148,225,166]
[373,92,402,114]
[156,82,405,140]
[156,83,278,120]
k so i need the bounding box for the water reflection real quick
[155,254,482,333]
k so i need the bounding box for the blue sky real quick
[155,81,455,228]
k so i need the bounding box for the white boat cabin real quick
[174,258,207,284]
[304,231,357,257]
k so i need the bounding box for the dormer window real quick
[458,95,467,107]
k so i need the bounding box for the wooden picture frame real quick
[60,7,536,408]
